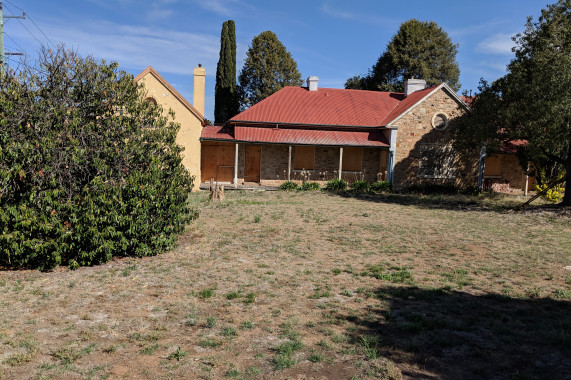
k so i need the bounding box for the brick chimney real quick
[193,65,206,115]
[307,76,319,91]
[404,78,426,97]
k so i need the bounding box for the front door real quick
[216,144,235,182]
[245,145,261,183]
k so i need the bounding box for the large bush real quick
[300,182,320,191]
[279,181,299,191]
[0,48,196,270]
[324,179,347,192]
[370,180,392,193]
[350,180,370,193]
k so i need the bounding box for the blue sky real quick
[3,0,545,121]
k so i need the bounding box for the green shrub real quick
[0,48,196,270]
[279,181,299,191]
[300,182,320,191]
[535,174,565,203]
[370,180,392,193]
[350,180,370,193]
[324,179,347,192]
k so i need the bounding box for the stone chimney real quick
[193,65,206,115]
[404,78,426,97]
[307,76,319,91]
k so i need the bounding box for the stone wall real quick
[500,154,524,189]
[254,144,387,186]
[260,144,289,185]
[392,87,477,190]
[484,154,533,191]
[314,147,341,177]
[362,148,384,182]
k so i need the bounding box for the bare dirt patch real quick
[1,191,570,379]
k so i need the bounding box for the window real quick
[294,146,314,170]
[431,112,449,130]
[342,147,363,171]
[484,155,501,176]
[418,144,456,179]
[145,97,158,106]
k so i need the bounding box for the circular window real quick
[431,112,449,130]
[145,97,158,106]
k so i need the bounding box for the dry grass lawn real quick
[1,190,570,379]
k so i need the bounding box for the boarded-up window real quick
[201,143,235,183]
[484,155,501,176]
[418,144,456,179]
[342,147,363,171]
[294,146,314,170]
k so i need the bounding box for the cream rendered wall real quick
[137,74,203,190]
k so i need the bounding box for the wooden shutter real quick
[294,146,315,170]
[342,147,363,171]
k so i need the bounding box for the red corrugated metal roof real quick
[499,139,527,154]
[460,95,473,105]
[201,125,234,140]
[230,86,404,127]
[234,126,388,146]
[201,125,389,147]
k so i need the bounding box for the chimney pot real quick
[404,78,426,97]
[307,76,319,91]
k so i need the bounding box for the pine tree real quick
[346,19,460,92]
[238,31,303,109]
[214,20,238,123]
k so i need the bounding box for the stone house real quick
[133,67,531,192]
[200,77,478,190]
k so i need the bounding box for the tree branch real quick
[541,148,566,165]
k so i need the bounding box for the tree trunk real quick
[209,179,225,202]
[561,147,571,206]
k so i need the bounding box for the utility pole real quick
[0,1,26,76]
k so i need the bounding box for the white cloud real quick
[476,33,516,55]
[320,3,357,20]
[319,3,398,28]
[480,60,509,73]
[193,0,237,17]
[13,20,220,76]
[448,20,506,38]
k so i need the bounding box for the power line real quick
[3,0,22,12]
[1,0,26,76]
[27,14,55,48]
[5,32,26,53]
[4,1,55,49]
[16,18,44,47]
[5,31,41,67]
[5,54,49,76]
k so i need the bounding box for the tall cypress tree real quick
[214,20,238,124]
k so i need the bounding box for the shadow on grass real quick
[344,285,571,379]
[327,190,565,214]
